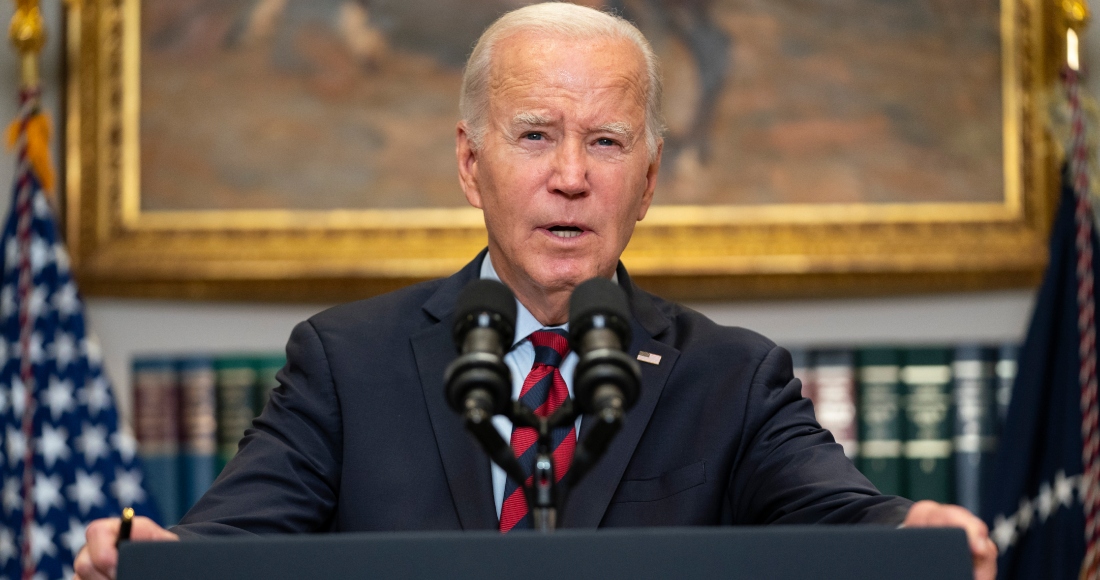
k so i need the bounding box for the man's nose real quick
[548,140,587,197]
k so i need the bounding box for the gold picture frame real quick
[63,0,1067,302]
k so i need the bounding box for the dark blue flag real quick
[986,169,1094,578]
[0,93,156,579]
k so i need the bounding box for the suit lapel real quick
[413,252,498,530]
[564,266,680,528]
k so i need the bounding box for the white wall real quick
[6,2,1091,421]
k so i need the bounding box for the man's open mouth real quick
[547,225,584,239]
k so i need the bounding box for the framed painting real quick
[63,0,1066,301]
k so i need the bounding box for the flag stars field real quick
[4,239,16,273]
[50,332,76,370]
[5,377,24,418]
[53,283,78,319]
[44,377,74,421]
[38,424,71,469]
[28,521,55,565]
[29,235,51,274]
[82,377,111,418]
[110,468,146,507]
[27,285,46,321]
[28,330,45,363]
[59,518,85,555]
[111,431,137,464]
[77,423,109,464]
[67,471,105,515]
[1,477,19,515]
[1,285,15,319]
[0,527,14,565]
[32,472,63,515]
[5,427,25,467]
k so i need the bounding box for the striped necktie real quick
[499,329,576,532]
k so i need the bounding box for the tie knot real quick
[529,329,570,367]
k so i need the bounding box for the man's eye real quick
[596,138,618,147]
[523,132,544,141]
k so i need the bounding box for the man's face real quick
[457,33,661,297]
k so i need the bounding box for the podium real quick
[117,526,971,579]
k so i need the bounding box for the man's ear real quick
[456,122,483,209]
[637,139,662,221]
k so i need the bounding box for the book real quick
[952,345,997,515]
[901,348,954,503]
[131,357,180,525]
[254,354,286,416]
[811,350,859,460]
[995,343,1019,430]
[857,347,904,496]
[178,356,218,518]
[789,348,813,400]
[215,356,258,474]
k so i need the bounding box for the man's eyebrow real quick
[596,121,633,138]
[512,112,553,126]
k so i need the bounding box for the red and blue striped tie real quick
[499,329,576,532]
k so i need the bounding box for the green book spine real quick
[901,348,954,503]
[857,348,903,496]
[254,354,286,416]
[215,356,259,474]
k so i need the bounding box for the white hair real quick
[459,2,665,161]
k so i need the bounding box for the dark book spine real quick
[901,348,954,503]
[254,354,286,416]
[178,356,218,518]
[857,348,903,496]
[995,343,1019,431]
[132,357,180,525]
[812,350,859,460]
[215,357,258,474]
[952,345,997,515]
[789,348,813,401]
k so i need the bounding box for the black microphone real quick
[562,277,641,490]
[569,278,641,419]
[444,279,517,422]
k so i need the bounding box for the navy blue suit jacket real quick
[174,253,912,536]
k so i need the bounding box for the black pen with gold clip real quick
[115,507,134,548]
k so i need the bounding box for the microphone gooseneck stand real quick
[446,277,640,533]
[464,390,619,533]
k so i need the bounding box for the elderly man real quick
[75,3,997,579]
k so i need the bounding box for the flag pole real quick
[7,4,46,580]
[9,0,44,90]
[1061,3,1100,579]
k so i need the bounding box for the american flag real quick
[0,90,155,579]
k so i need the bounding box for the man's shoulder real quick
[306,277,448,338]
[639,288,778,361]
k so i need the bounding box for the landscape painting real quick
[139,0,1004,212]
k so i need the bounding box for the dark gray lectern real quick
[117,526,971,580]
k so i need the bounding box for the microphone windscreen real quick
[569,278,631,346]
[453,279,517,343]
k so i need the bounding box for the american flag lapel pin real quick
[637,351,662,365]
